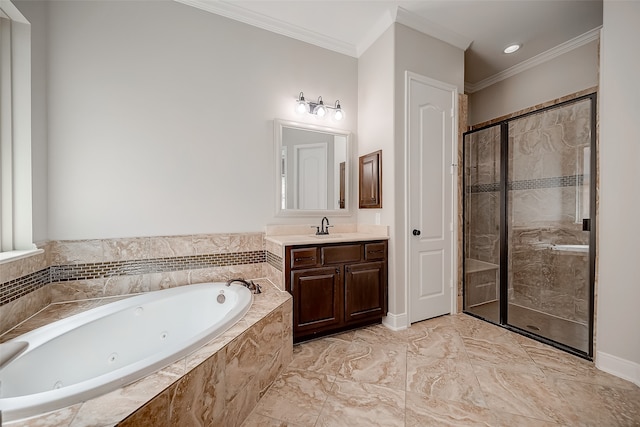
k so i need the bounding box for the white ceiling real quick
[178,0,603,92]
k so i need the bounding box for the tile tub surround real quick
[242,314,640,426]
[2,280,293,427]
[0,233,267,335]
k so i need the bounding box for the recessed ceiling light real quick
[503,44,521,54]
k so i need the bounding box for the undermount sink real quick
[312,234,342,239]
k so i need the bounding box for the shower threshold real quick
[467,301,589,353]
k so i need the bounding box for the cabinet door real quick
[359,150,382,208]
[291,267,342,336]
[344,262,386,323]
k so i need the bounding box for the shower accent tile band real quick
[469,174,584,193]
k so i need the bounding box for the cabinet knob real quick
[412,229,421,236]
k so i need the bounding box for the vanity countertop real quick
[264,224,389,247]
[265,232,389,247]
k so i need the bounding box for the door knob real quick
[412,229,421,236]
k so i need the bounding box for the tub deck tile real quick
[3,280,292,427]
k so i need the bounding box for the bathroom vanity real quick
[265,227,389,342]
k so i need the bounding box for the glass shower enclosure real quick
[463,94,596,357]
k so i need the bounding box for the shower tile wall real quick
[0,233,268,335]
[508,99,591,324]
[465,126,501,308]
[465,98,592,325]
[465,126,501,264]
[457,93,469,313]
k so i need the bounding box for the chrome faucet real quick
[316,216,332,235]
[225,278,262,294]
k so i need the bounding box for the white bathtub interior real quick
[0,282,252,422]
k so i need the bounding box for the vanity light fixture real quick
[295,92,344,121]
[503,43,521,54]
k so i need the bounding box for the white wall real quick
[469,40,599,125]
[39,0,356,240]
[358,23,464,321]
[596,0,640,385]
[358,25,395,307]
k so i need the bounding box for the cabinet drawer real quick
[321,244,361,265]
[290,247,319,269]
[365,243,386,261]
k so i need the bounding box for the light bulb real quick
[295,92,307,114]
[313,96,326,117]
[333,101,343,121]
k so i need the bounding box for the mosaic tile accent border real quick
[0,268,50,307]
[0,250,266,307]
[50,251,265,282]
[469,174,584,193]
[469,182,501,193]
[266,251,283,272]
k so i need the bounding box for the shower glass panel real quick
[463,125,502,323]
[506,98,593,354]
[463,94,595,357]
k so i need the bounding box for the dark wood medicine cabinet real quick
[359,150,382,209]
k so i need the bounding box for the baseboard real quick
[596,351,640,387]
[382,312,408,331]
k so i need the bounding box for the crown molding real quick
[356,9,395,57]
[465,26,602,94]
[394,7,472,51]
[175,0,358,57]
[174,1,474,58]
[1,0,29,23]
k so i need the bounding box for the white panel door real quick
[407,73,455,324]
[294,143,328,209]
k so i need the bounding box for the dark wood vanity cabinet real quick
[291,266,342,335]
[286,241,388,342]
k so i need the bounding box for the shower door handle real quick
[412,229,421,236]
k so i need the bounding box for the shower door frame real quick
[462,93,597,360]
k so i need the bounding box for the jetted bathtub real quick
[0,282,252,422]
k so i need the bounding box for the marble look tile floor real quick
[241,314,640,427]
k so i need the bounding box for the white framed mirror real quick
[274,119,352,217]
